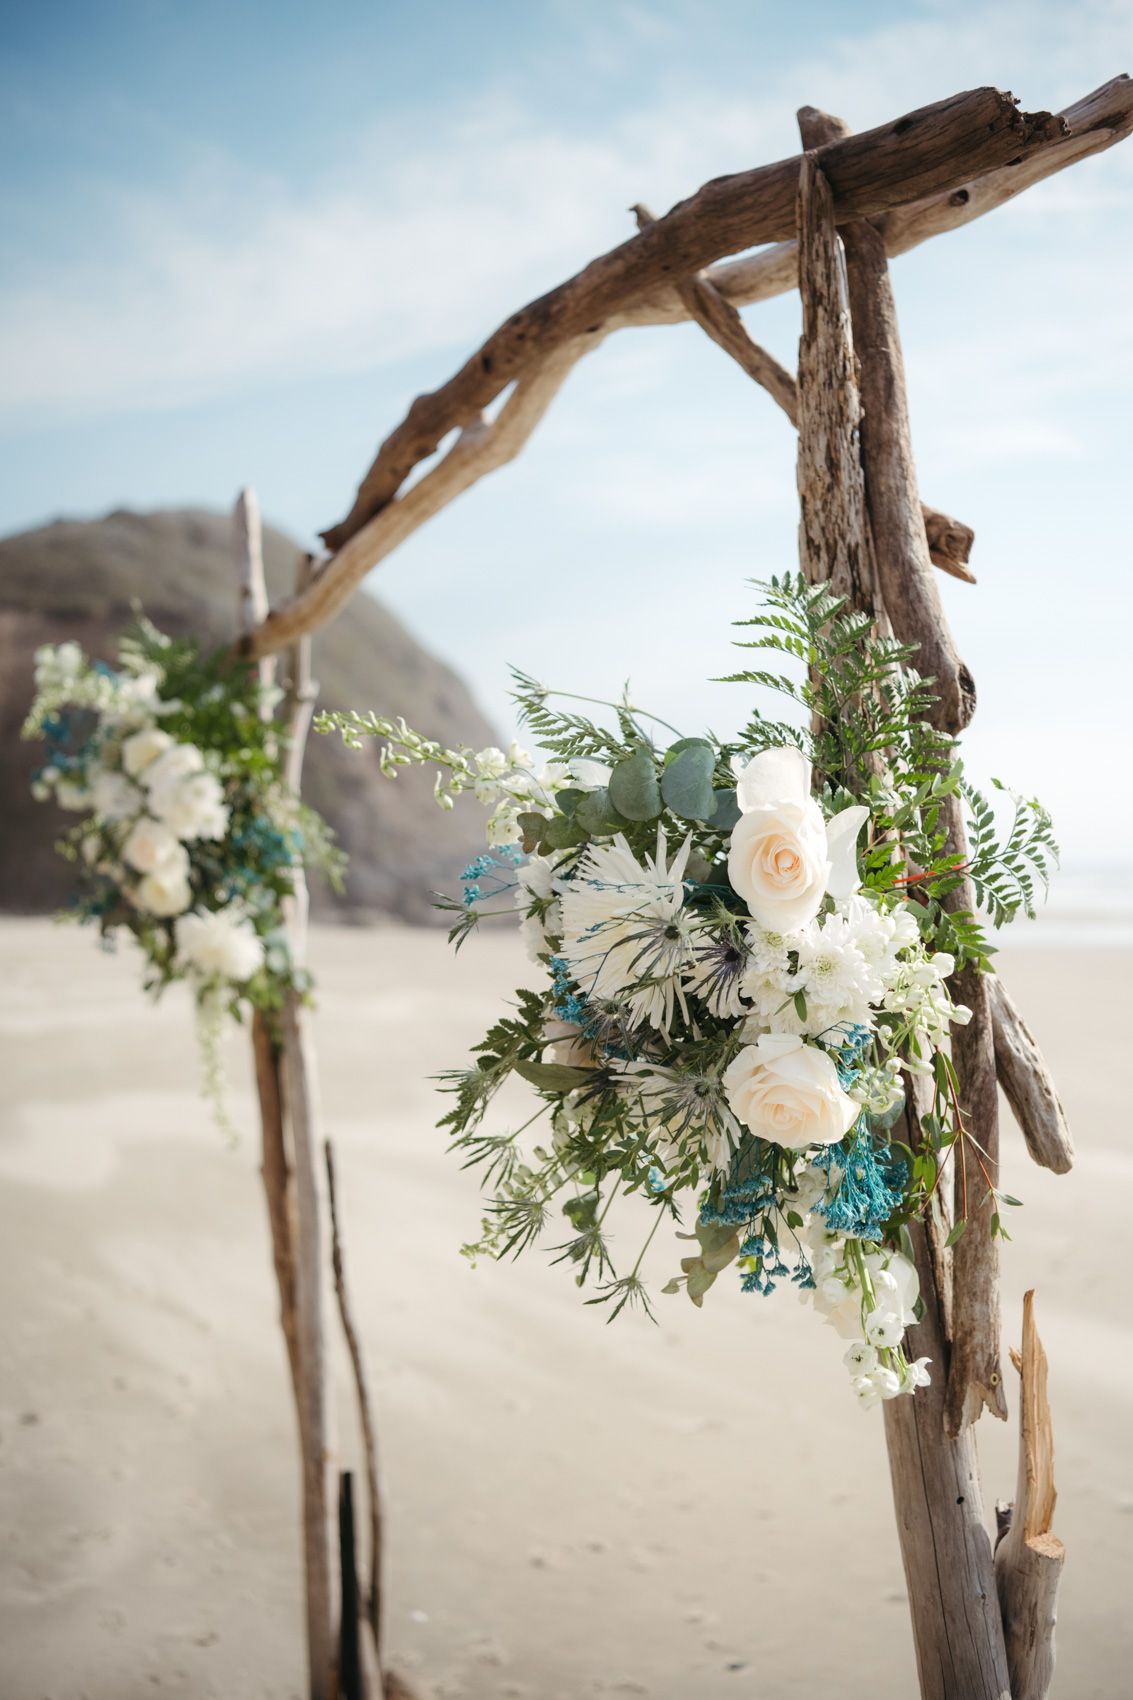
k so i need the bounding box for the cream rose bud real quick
[722,1033,859,1149]
[136,865,193,917]
[123,816,185,875]
[122,727,173,778]
[142,742,204,791]
[727,745,869,931]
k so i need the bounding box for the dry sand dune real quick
[1,917,1130,1699]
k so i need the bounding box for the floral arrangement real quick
[319,577,1056,1409]
[24,619,343,1129]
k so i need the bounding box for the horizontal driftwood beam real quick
[988,976,1074,1173]
[617,74,1133,331]
[242,77,1130,660]
[323,87,1063,551]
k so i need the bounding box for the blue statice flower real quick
[460,849,524,908]
[814,1120,907,1242]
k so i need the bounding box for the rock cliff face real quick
[0,508,498,921]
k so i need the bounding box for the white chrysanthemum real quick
[793,910,879,1035]
[149,769,229,842]
[556,829,692,1032]
[514,852,565,961]
[176,908,264,983]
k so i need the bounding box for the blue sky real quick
[2,0,1132,872]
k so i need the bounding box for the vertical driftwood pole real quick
[235,494,337,1699]
[280,557,340,1700]
[793,127,1012,1699]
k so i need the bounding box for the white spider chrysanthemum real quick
[556,829,693,1033]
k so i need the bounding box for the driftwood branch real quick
[988,977,1074,1173]
[323,89,1063,552]
[996,1292,1065,1699]
[237,79,1131,662]
[326,1139,385,1674]
[243,337,590,657]
[793,154,874,609]
[235,487,277,694]
[618,76,1132,332]
[840,209,977,732]
[252,1010,301,1403]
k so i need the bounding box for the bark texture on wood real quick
[988,977,1074,1174]
[883,1217,1012,1700]
[322,88,1060,552]
[841,216,976,732]
[943,797,1008,1434]
[794,153,874,610]
[996,1293,1065,1700]
[252,1009,301,1404]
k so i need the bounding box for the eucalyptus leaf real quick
[662,735,714,765]
[516,811,550,854]
[574,786,631,835]
[608,747,662,821]
[514,1058,595,1092]
[660,742,717,821]
[542,813,588,850]
[710,788,742,831]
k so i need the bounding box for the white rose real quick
[122,817,187,875]
[122,727,173,778]
[727,746,869,931]
[722,1032,859,1149]
[176,908,264,982]
[148,771,229,841]
[91,770,141,821]
[136,865,193,917]
[55,779,90,811]
[143,742,204,791]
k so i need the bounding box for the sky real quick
[2,0,1132,878]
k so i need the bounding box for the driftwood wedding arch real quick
[232,78,1131,1700]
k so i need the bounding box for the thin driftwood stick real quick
[326,1140,385,1669]
[988,976,1074,1174]
[793,153,874,610]
[996,1292,1065,1699]
[632,200,975,584]
[235,487,277,695]
[242,337,590,659]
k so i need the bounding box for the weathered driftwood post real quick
[230,80,1128,1697]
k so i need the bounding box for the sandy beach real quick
[1,916,1130,1700]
